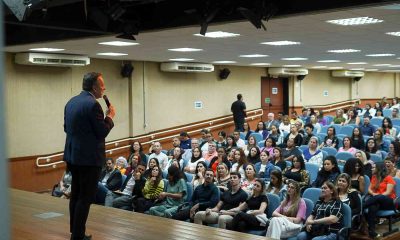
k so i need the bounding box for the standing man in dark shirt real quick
[231,94,247,131]
[64,72,115,240]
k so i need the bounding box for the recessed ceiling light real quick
[98,41,139,46]
[384,69,400,72]
[29,48,65,52]
[212,61,237,64]
[328,67,344,70]
[239,54,268,58]
[347,62,368,65]
[282,65,302,67]
[317,60,341,63]
[389,65,400,68]
[311,66,327,69]
[168,48,203,52]
[97,52,128,56]
[250,63,271,66]
[327,49,361,53]
[326,17,383,26]
[281,57,308,61]
[169,58,194,61]
[194,31,240,38]
[365,69,378,71]
[350,68,365,71]
[365,53,395,57]
[373,64,391,66]
[386,32,400,37]
[260,41,300,46]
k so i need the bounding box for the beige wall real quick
[5,53,264,157]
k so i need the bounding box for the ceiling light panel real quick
[386,32,400,37]
[317,60,341,63]
[365,69,378,71]
[347,62,367,65]
[194,31,240,38]
[282,65,302,67]
[260,41,301,46]
[250,63,271,66]
[366,53,395,57]
[212,61,237,64]
[326,17,384,26]
[281,57,308,61]
[98,41,139,46]
[373,64,391,66]
[97,52,128,56]
[168,48,203,52]
[311,66,327,69]
[239,54,268,58]
[327,49,361,53]
[29,48,65,52]
[328,67,344,69]
[169,58,194,61]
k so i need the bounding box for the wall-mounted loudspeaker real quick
[121,62,134,78]
[219,68,231,80]
[297,75,306,81]
[354,77,362,82]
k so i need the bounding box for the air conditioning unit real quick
[331,70,364,78]
[15,53,90,67]
[268,67,309,77]
[160,62,214,72]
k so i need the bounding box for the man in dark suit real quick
[64,72,115,240]
[231,94,246,131]
[95,158,122,204]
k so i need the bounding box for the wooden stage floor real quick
[11,189,267,240]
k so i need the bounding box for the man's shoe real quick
[83,235,92,240]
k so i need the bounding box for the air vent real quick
[15,53,90,67]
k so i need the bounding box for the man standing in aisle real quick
[64,72,115,240]
[231,94,246,131]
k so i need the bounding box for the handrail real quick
[306,99,360,109]
[35,108,263,168]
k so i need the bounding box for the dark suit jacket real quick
[100,169,122,191]
[64,91,114,167]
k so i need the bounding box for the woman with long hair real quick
[333,109,346,125]
[382,117,397,138]
[343,158,365,194]
[312,156,341,188]
[266,169,287,201]
[336,173,361,217]
[272,147,286,171]
[241,164,257,196]
[266,180,306,239]
[247,146,261,164]
[128,141,147,166]
[209,147,231,174]
[260,137,276,159]
[215,163,231,192]
[134,165,165,212]
[344,109,360,125]
[255,121,269,140]
[192,161,207,189]
[241,122,253,141]
[226,135,237,153]
[355,150,373,179]
[315,109,327,126]
[184,147,205,174]
[282,155,310,189]
[244,135,258,156]
[374,128,389,152]
[319,126,339,149]
[364,163,397,238]
[231,148,248,176]
[350,127,365,150]
[388,141,400,168]
[297,182,344,240]
[269,125,281,144]
[143,158,160,179]
[283,124,303,147]
[230,179,268,232]
[365,138,383,159]
[216,130,227,149]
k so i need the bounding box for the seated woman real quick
[384,157,400,178]
[52,169,72,198]
[244,135,258,156]
[241,122,253,141]
[382,117,397,138]
[134,165,164,213]
[255,121,269,140]
[272,147,287,171]
[128,141,147,166]
[279,115,291,135]
[216,130,227,149]
[302,136,323,166]
[192,161,207,189]
[333,109,346,125]
[338,137,357,156]
[282,138,302,162]
[266,169,287,201]
[344,109,360,125]
[355,150,373,179]
[230,179,268,232]
[297,182,344,240]
[336,173,361,218]
[319,126,339,150]
[374,128,389,152]
[388,141,400,169]
[231,148,248,176]
[343,158,365,194]
[247,146,261,164]
[226,135,238,154]
[269,125,281,144]
[115,156,128,175]
[184,147,205,174]
[209,147,231,174]
[282,155,310,190]
[260,137,276,159]
[350,127,365,150]
[241,164,257,196]
[215,163,231,192]
[149,165,187,218]
[266,180,306,239]
[310,114,321,134]
[283,125,303,147]
[364,162,397,238]
[255,151,275,180]
[365,138,383,159]
[315,109,327,126]
[312,156,341,188]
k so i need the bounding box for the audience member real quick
[360,117,375,136]
[215,163,231,192]
[95,158,122,204]
[148,142,169,171]
[343,158,365,194]
[179,132,191,150]
[192,161,207,189]
[241,164,257,196]
[282,155,310,190]
[302,136,323,166]
[247,146,261,165]
[272,147,287,171]
[134,165,164,213]
[266,169,287,201]
[336,173,361,217]
[255,151,275,180]
[312,156,341,188]
[350,127,365,150]
[255,121,269,140]
[319,126,339,149]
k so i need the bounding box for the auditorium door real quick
[260,77,289,121]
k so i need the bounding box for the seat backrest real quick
[121,174,127,184]
[332,124,342,135]
[285,160,292,168]
[186,182,193,202]
[303,198,314,219]
[383,109,392,117]
[370,118,383,127]
[335,152,353,161]
[322,147,338,156]
[250,132,263,143]
[363,175,370,195]
[324,116,334,125]
[303,188,321,203]
[258,140,265,148]
[184,172,193,182]
[266,193,281,218]
[321,125,330,134]
[163,179,168,191]
[299,145,308,152]
[369,153,382,163]
[305,163,319,182]
[342,203,352,228]
[239,132,246,140]
[393,177,400,197]
[339,126,354,136]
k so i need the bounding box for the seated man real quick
[233,131,245,148]
[194,172,248,229]
[179,132,192,150]
[104,163,146,210]
[95,158,122,204]
[148,141,169,171]
[173,169,219,221]
[167,137,181,157]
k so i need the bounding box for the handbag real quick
[310,223,329,236]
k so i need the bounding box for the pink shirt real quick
[274,198,307,221]
[338,147,357,155]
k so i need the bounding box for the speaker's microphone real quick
[103,95,111,108]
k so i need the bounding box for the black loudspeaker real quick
[219,68,231,80]
[121,62,134,78]
[354,77,362,81]
[297,75,306,81]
